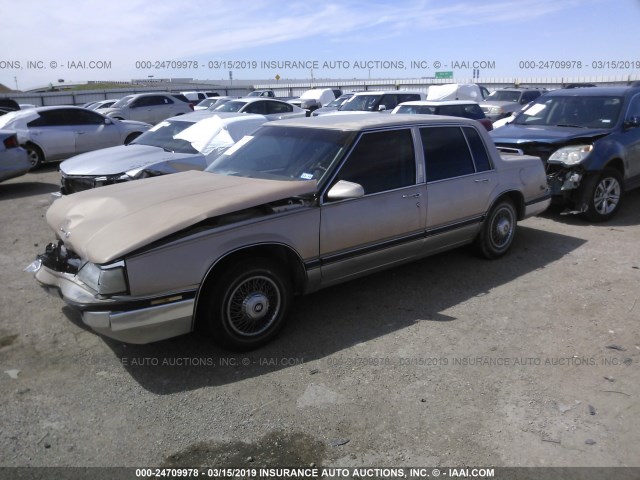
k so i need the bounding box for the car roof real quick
[266,113,481,131]
[397,100,479,106]
[236,97,289,104]
[545,86,639,97]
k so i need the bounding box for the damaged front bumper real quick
[26,251,195,344]
[547,165,590,214]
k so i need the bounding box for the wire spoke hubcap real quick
[490,207,514,249]
[227,275,281,337]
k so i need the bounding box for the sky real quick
[1,0,639,90]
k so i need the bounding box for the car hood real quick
[60,144,203,176]
[99,107,124,115]
[46,171,317,264]
[490,124,611,145]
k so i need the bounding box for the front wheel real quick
[203,258,292,351]
[581,168,623,222]
[475,198,517,259]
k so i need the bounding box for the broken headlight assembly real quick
[548,145,593,166]
[76,261,129,296]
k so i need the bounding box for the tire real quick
[581,168,623,222]
[203,258,292,351]
[25,143,44,168]
[124,132,141,145]
[475,198,517,259]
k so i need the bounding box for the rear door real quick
[421,126,497,251]
[319,128,426,286]
[26,109,76,160]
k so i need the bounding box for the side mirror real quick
[326,180,365,201]
[104,118,113,125]
[623,115,640,129]
[378,105,387,112]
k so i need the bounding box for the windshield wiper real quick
[555,124,588,128]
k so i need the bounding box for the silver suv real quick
[99,92,192,124]
[481,88,545,121]
[30,115,550,351]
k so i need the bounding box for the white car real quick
[0,107,152,167]
[88,99,119,111]
[0,130,31,182]
[99,92,193,124]
[194,96,237,111]
[212,98,307,120]
[59,112,269,194]
[330,90,426,114]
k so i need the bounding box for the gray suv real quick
[481,88,545,121]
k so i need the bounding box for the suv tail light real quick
[3,134,19,149]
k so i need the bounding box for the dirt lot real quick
[0,166,639,473]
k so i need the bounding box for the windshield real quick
[395,105,436,115]
[206,126,353,182]
[132,117,235,155]
[111,95,135,108]
[339,95,382,112]
[514,95,623,128]
[326,95,352,108]
[213,101,246,113]
[486,91,522,102]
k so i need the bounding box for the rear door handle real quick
[474,179,489,183]
[402,193,422,198]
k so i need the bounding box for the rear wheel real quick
[202,258,292,351]
[25,143,44,168]
[581,168,623,222]
[475,198,517,259]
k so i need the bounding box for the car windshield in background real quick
[514,95,623,129]
[395,105,437,115]
[326,96,352,108]
[206,126,353,182]
[132,118,235,155]
[486,91,521,102]
[212,101,246,113]
[339,95,380,111]
[110,95,135,108]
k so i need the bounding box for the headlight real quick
[489,106,503,114]
[77,261,128,295]
[548,145,593,166]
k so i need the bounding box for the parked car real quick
[247,89,275,98]
[194,96,237,111]
[59,112,269,194]
[491,85,640,221]
[0,107,151,167]
[311,93,355,116]
[98,93,193,124]
[333,91,426,113]
[29,114,550,350]
[391,100,493,131]
[212,98,306,119]
[180,91,209,107]
[0,130,31,182]
[288,88,336,115]
[480,88,546,122]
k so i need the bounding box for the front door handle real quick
[474,179,489,183]
[402,193,422,198]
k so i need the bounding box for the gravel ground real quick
[0,166,639,475]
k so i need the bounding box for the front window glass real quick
[513,95,623,128]
[206,126,352,182]
[213,101,246,113]
[132,118,234,155]
[339,95,382,112]
[486,91,522,102]
[111,95,135,108]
